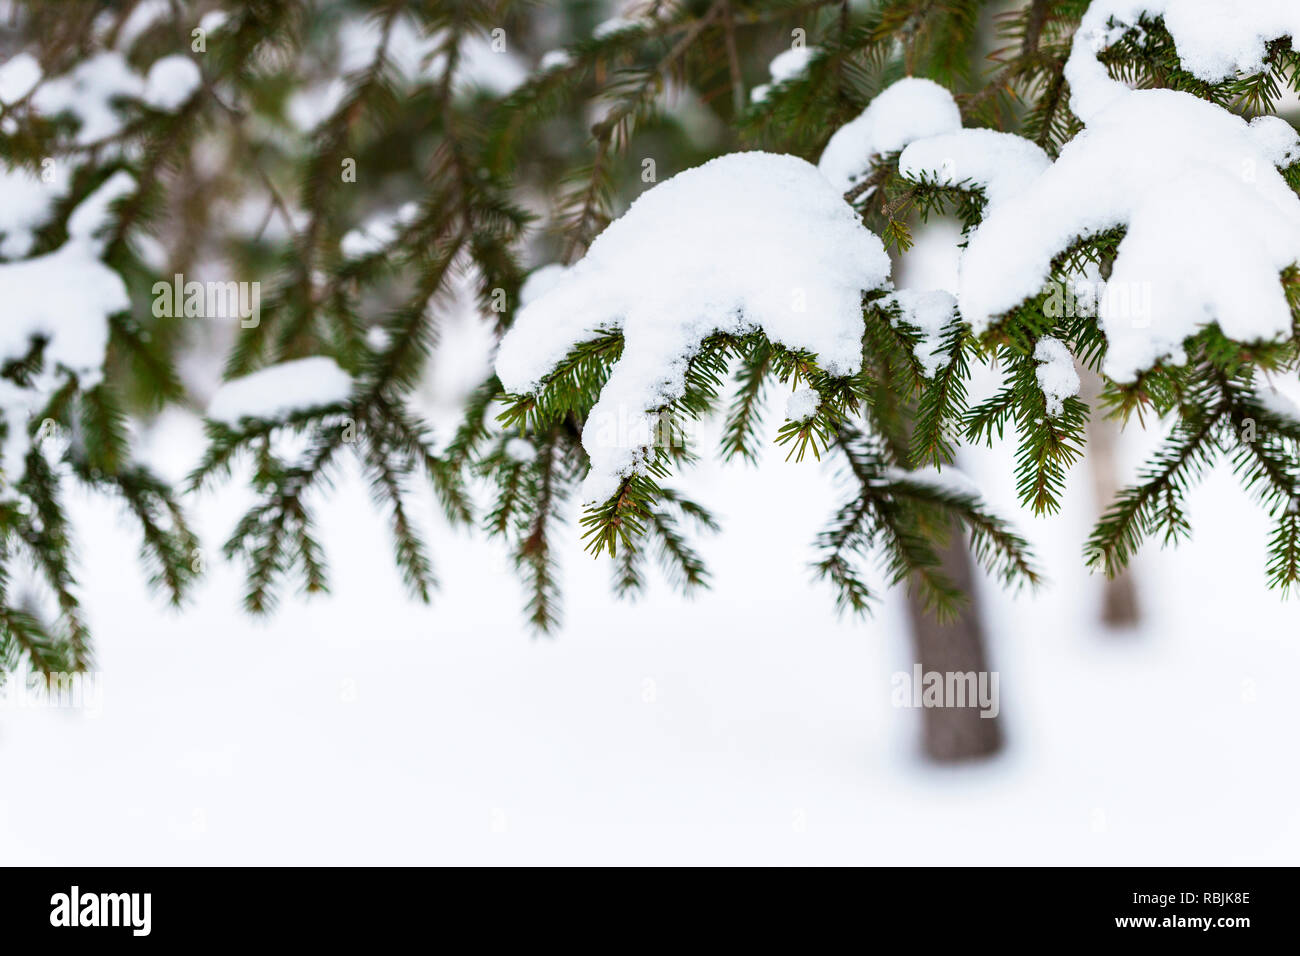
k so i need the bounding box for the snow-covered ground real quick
[1,384,1296,864]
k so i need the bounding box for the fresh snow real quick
[958,89,1300,382]
[785,387,820,422]
[206,357,354,426]
[887,289,959,379]
[0,172,136,483]
[899,128,1050,208]
[142,55,202,111]
[818,78,962,194]
[0,51,42,105]
[1067,0,1300,123]
[1255,384,1300,424]
[750,45,819,103]
[1033,337,1081,418]
[519,263,569,307]
[340,202,420,259]
[495,151,891,503]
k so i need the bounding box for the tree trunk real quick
[904,526,1002,762]
[1079,367,1141,630]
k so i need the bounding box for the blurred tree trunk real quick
[1080,367,1141,630]
[905,526,1002,762]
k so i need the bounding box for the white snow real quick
[899,129,1051,208]
[496,152,891,503]
[504,437,537,463]
[519,263,569,307]
[340,202,420,259]
[206,357,354,426]
[116,0,170,50]
[1067,1,1300,124]
[1033,337,1081,418]
[785,387,820,422]
[0,173,136,482]
[958,89,1300,382]
[749,45,819,104]
[31,51,144,144]
[818,78,962,194]
[142,55,202,111]
[198,10,229,34]
[593,18,638,40]
[0,51,42,105]
[0,162,72,259]
[539,50,573,72]
[886,289,959,378]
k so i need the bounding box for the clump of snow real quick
[0,51,42,105]
[818,78,962,194]
[539,50,572,72]
[142,55,202,111]
[519,263,569,307]
[593,18,639,40]
[206,357,354,426]
[495,151,891,503]
[750,45,819,104]
[785,388,820,422]
[116,0,170,50]
[899,128,1050,208]
[881,465,982,501]
[340,202,421,259]
[31,51,144,144]
[504,437,537,463]
[0,162,73,259]
[886,289,959,379]
[958,89,1300,382]
[0,173,136,483]
[1033,337,1080,418]
[1067,0,1300,123]
[198,10,229,34]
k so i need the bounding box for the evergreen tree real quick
[2,0,1300,760]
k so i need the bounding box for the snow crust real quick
[495,152,890,503]
[207,358,354,426]
[818,78,962,194]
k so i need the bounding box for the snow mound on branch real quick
[0,52,42,105]
[495,151,891,503]
[207,358,354,426]
[818,78,962,194]
[886,289,958,379]
[1034,337,1080,418]
[785,388,820,422]
[519,264,569,307]
[1067,0,1300,123]
[899,128,1051,207]
[142,55,201,111]
[750,45,820,103]
[0,172,136,482]
[958,89,1300,382]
